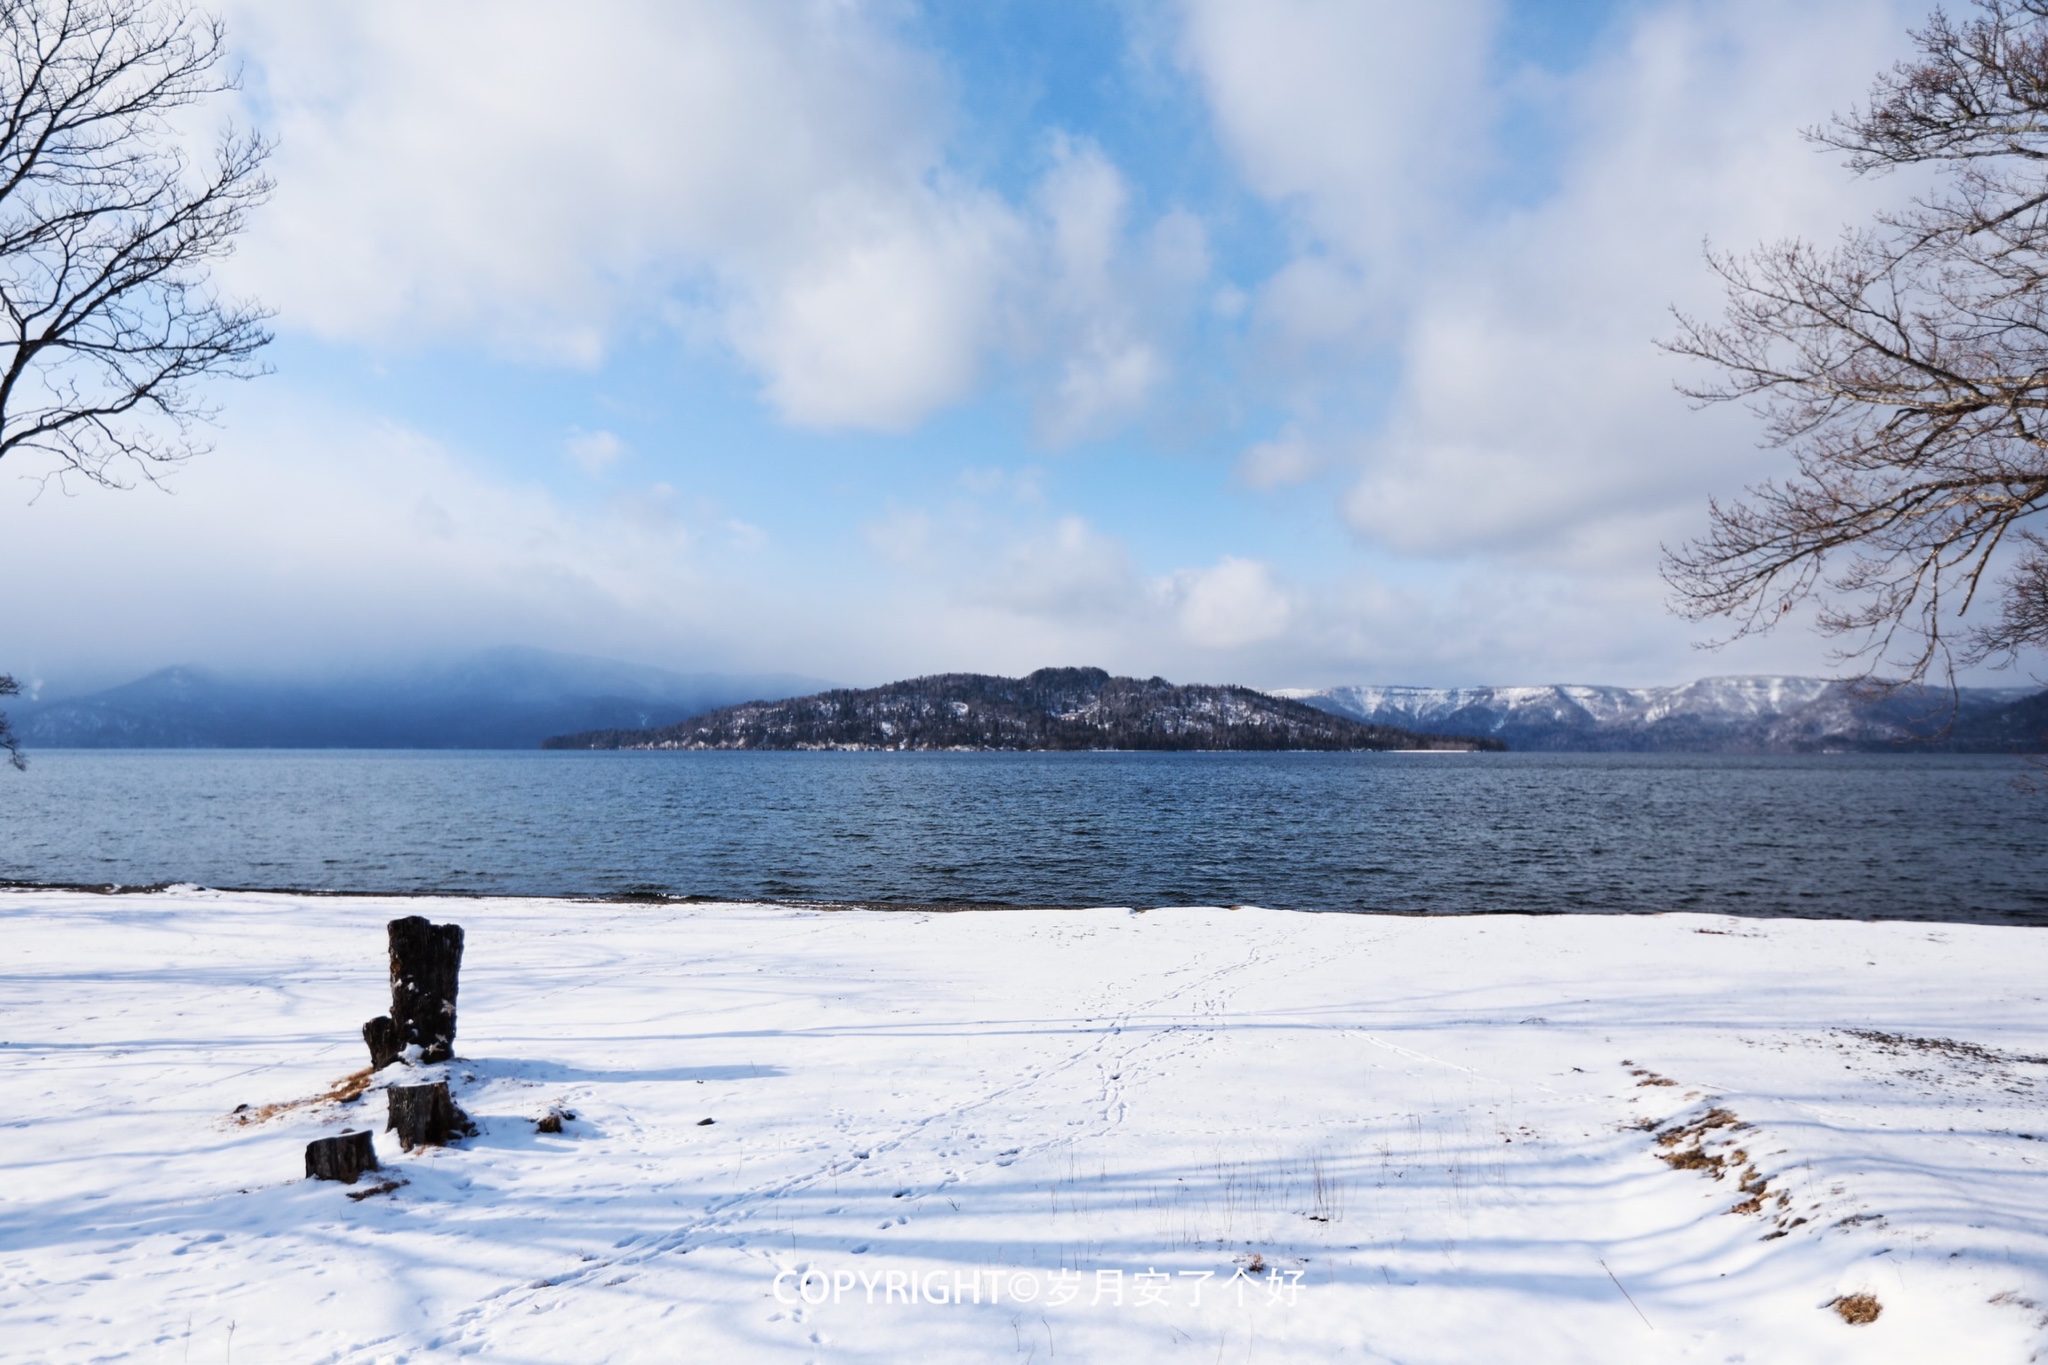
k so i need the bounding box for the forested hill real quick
[542,667,1500,752]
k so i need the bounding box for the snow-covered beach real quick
[4,887,2046,1363]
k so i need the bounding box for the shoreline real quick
[2,876,2044,927]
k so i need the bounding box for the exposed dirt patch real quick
[1659,1109,1741,1140]
[1843,1029,2048,1069]
[1640,1097,1817,1238]
[1653,1107,1753,1190]
[231,1067,377,1126]
[345,1178,408,1202]
[1829,1292,1882,1325]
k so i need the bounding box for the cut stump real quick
[387,1081,475,1150]
[362,1015,402,1071]
[305,1130,379,1183]
[364,916,463,1068]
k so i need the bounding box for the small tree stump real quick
[363,916,464,1068]
[387,1081,474,1150]
[362,1015,402,1071]
[305,1130,379,1183]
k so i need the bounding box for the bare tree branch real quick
[0,0,271,490]
[1665,0,2048,685]
[0,1,269,772]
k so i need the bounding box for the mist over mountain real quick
[15,658,2044,754]
[1281,676,2048,753]
[9,648,832,750]
[546,667,1497,752]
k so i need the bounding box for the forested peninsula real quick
[542,667,1500,752]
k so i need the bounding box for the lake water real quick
[1,749,2043,923]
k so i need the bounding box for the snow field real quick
[1,889,2045,1362]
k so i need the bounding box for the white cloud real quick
[1167,0,1942,690]
[563,429,625,475]
[14,1,1961,695]
[1179,0,1495,245]
[1337,1,1922,562]
[724,186,1022,431]
[1167,556,1295,648]
[222,2,1193,439]
[228,3,944,338]
[853,498,1321,667]
[0,382,1864,696]
[0,391,742,679]
[983,516,1142,619]
[832,489,1843,686]
[223,2,1005,427]
[1026,138,1207,444]
[1237,427,1323,489]
[1177,0,1498,355]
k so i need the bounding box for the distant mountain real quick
[11,647,832,750]
[1279,676,2048,752]
[545,666,1500,752]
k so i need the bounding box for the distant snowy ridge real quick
[1277,675,2048,752]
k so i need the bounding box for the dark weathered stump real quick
[387,1080,474,1150]
[389,916,463,1062]
[362,916,463,1068]
[362,1015,402,1071]
[305,1130,380,1183]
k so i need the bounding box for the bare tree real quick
[1664,0,2048,686]
[0,674,19,769]
[0,0,270,489]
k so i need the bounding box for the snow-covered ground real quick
[4,889,2046,1363]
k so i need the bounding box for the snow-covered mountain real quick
[1277,676,2048,752]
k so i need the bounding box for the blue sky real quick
[2,0,1964,694]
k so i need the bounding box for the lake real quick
[1,749,2042,923]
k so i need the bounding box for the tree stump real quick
[362,1015,402,1071]
[387,1080,474,1150]
[305,1130,380,1183]
[363,916,463,1068]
